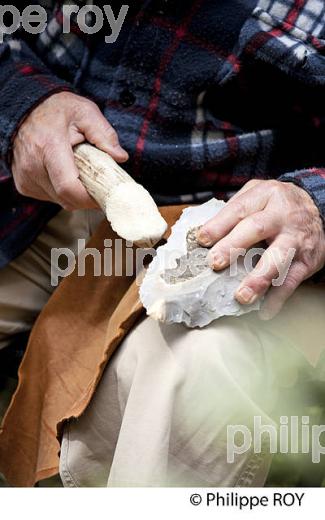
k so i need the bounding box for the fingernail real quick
[197,229,212,246]
[236,287,258,304]
[212,254,227,270]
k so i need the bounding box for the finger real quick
[12,161,59,203]
[258,262,307,320]
[14,177,55,202]
[75,104,129,162]
[208,210,281,270]
[38,167,66,204]
[44,141,98,210]
[197,183,270,247]
[30,183,59,203]
[234,237,296,305]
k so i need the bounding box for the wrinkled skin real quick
[12,92,128,211]
[198,179,325,320]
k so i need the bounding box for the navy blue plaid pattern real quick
[1,0,325,268]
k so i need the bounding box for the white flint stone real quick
[140,198,261,328]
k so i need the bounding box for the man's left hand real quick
[197,179,325,320]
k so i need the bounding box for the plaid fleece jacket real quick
[1,0,325,267]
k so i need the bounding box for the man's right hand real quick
[11,92,129,210]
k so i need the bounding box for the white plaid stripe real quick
[8,39,22,52]
[269,0,290,20]
[191,90,206,148]
[297,12,316,31]
[314,21,324,35]
[35,0,90,84]
[255,8,307,38]
[38,1,88,49]
[296,0,325,36]
[258,0,273,10]
[191,90,206,169]
[255,8,310,44]
[251,0,325,67]
[256,0,325,36]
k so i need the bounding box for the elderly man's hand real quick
[12,92,128,210]
[197,179,325,320]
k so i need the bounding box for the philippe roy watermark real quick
[0,4,129,43]
[227,416,325,464]
[50,239,296,287]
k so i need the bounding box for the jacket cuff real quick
[279,169,325,283]
[0,66,75,170]
[278,169,325,227]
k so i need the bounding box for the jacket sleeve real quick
[278,169,325,227]
[231,1,325,227]
[0,6,76,175]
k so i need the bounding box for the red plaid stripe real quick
[134,0,205,175]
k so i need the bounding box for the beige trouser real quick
[0,209,103,351]
[59,288,325,487]
[1,209,325,487]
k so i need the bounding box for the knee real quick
[167,319,264,397]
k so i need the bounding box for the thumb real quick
[76,103,129,163]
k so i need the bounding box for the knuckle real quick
[73,103,90,121]
[43,141,61,162]
[231,200,246,220]
[76,99,98,120]
[85,99,98,111]
[283,269,303,290]
[300,252,313,269]
[269,180,287,200]
[45,135,63,150]
[215,245,228,259]
[299,242,317,269]
[283,276,298,292]
[102,124,117,140]
[60,92,78,105]
[268,179,283,193]
[55,181,75,200]
[249,275,271,294]
[246,179,261,189]
[249,215,266,237]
